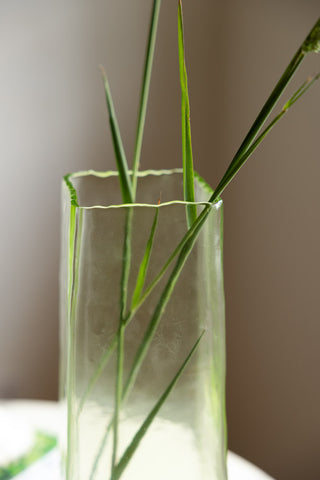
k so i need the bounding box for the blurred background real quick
[0,0,319,478]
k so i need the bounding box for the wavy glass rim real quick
[64,169,222,210]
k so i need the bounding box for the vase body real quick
[60,169,227,480]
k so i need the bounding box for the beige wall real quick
[0,1,319,479]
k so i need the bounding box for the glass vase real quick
[59,169,227,480]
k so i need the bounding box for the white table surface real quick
[0,400,275,480]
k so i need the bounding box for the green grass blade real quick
[132,203,212,315]
[207,18,320,205]
[119,209,133,321]
[260,73,320,140]
[65,205,77,480]
[284,72,320,108]
[112,331,205,480]
[101,67,133,204]
[77,334,117,416]
[131,209,159,309]
[111,208,133,474]
[218,19,320,189]
[132,0,162,198]
[111,326,125,473]
[221,53,304,184]
[301,17,320,53]
[285,77,314,106]
[89,422,113,480]
[178,0,197,228]
[121,209,211,407]
[209,72,320,205]
[108,6,163,461]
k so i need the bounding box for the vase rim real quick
[63,168,222,210]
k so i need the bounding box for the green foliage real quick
[131,209,159,309]
[64,3,320,480]
[178,0,197,227]
[132,0,162,197]
[101,69,133,204]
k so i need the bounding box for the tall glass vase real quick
[60,169,227,480]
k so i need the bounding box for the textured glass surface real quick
[60,170,227,480]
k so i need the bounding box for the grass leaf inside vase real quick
[111,330,205,480]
